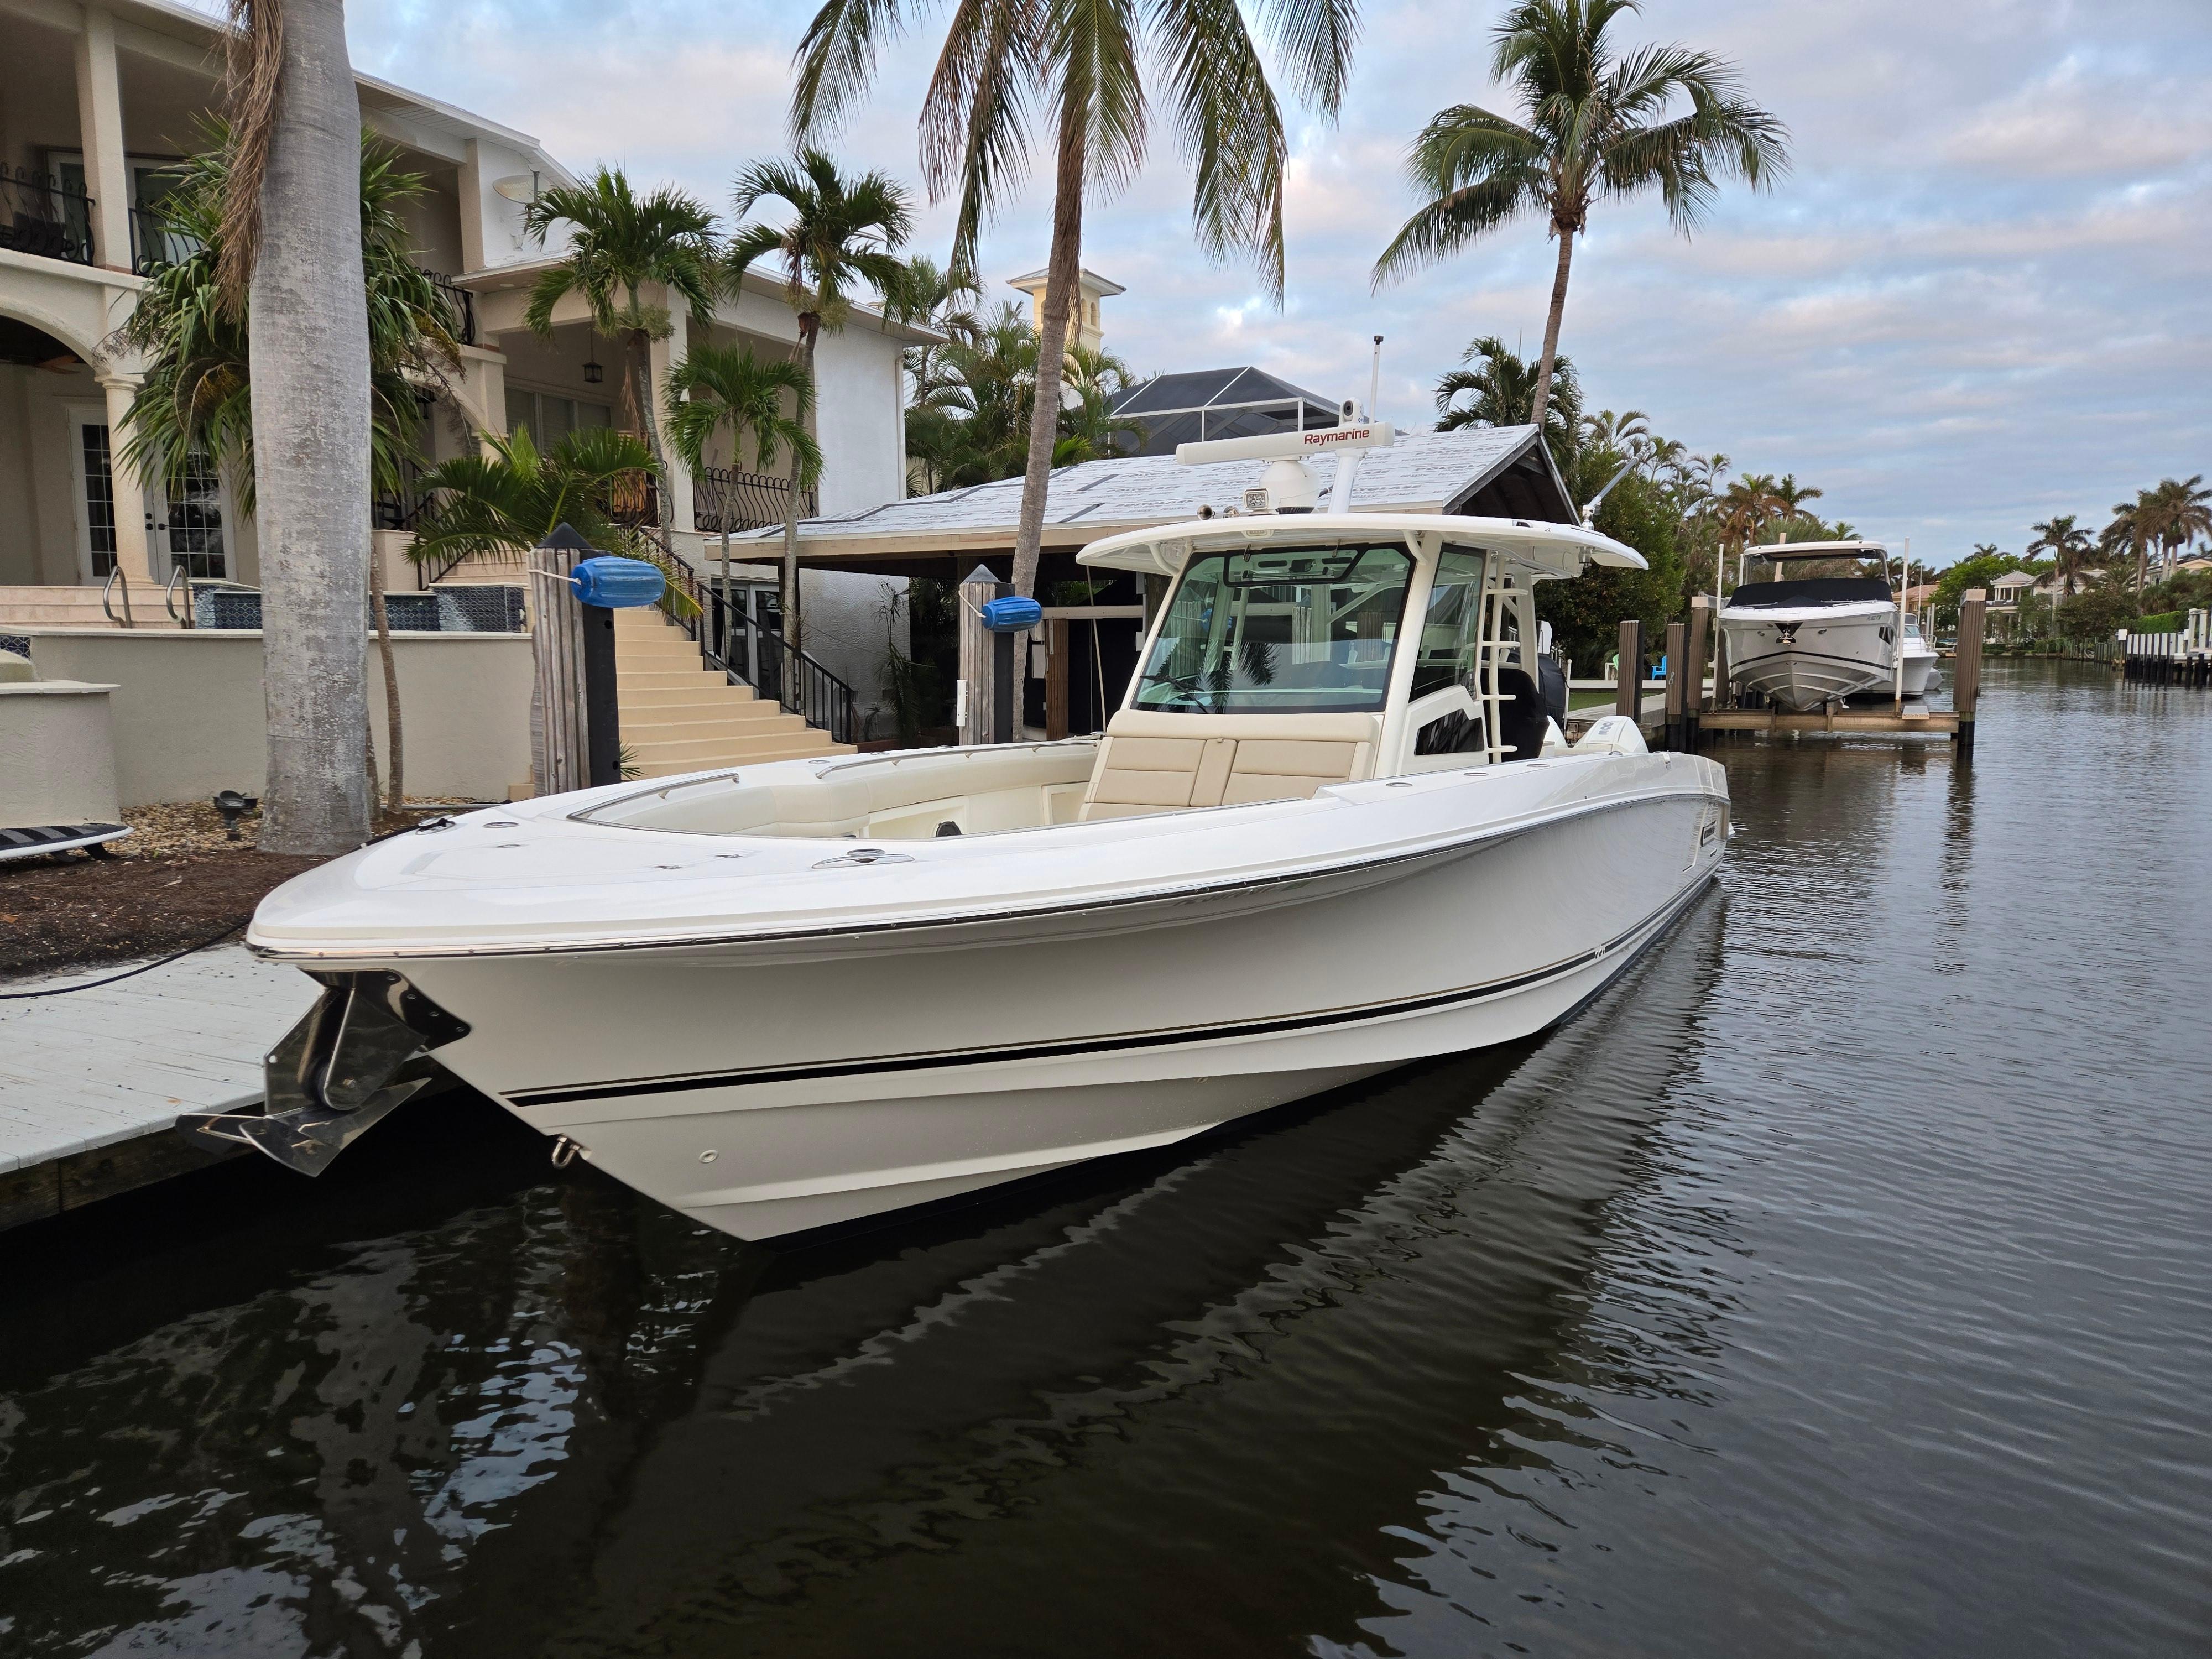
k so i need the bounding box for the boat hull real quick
[1721,608,1896,711]
[381,780,1725,1240]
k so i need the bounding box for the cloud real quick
[1943,58,2212,179]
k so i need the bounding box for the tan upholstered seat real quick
[1078,711,1380,821]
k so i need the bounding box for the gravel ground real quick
[2,800,484,980]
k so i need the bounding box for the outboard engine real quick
[178,972,470,1175]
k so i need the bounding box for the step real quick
[617,669,730,691]
[620,701,791,732]
[622,712,810,745]
[618,682,759,708]
[615,643,711,665]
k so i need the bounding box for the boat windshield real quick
[1133,544,1413,714]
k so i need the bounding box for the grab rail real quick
[100,565,134,628]
[163,564,195,628]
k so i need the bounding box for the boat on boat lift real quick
[1719,539,1921,712]
[190,421,1731,1241]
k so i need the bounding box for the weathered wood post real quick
[1712,599,1732,712]
[1686,595,1713,747]
[1954,587,1986,761]
[957,563,997,745]
[528,530,589,797]
[992,580,1016,743]
[1045,617,1071,741]
[1614,619,1644,721]
[1663,620,1688,751]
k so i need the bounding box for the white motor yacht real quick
[1720,540,1906,711]
[191,430,1730,1241]
[1899,615,1940,697]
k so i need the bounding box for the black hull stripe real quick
[1730,648,1892,675]
[507,874,1714,1109]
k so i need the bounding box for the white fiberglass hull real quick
[249,752,1728,1241]
[1721,602,1896,711]
[1901,642,1939,697]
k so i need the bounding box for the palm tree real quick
[1434,335,1582,446]
[521,168,718,497]
[1054,342,1144,465]
[1375,0,1787,425]
[406,426,658,567]
[663,341,822,615]
[2103,493,2155,595]
[2147,474,2211,581]
[885,254,983,409]
[208,0,378,852]
[119,126,463,817]
[910,301,1039,491]
[2027,514,2092,599]
[726,150,912,655]
[791,0,1363,603]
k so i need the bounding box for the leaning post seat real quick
[1077,710,1381,822]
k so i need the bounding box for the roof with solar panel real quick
[728,425,1577,560]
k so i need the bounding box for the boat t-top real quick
[194,422,1732,1241]
[1719,539,1914,711]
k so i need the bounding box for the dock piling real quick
[1663,620,1688,750]
[1615,620,1644,719]
[1954,588,1985,761]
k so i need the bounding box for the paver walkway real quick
[0,945,318,1175]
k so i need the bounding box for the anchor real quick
[178,971,471,1175]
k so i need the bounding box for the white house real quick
[0,0,925,724]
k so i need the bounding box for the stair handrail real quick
[101,564,135,628]
[163,564,197,628]
[654,556,857,745]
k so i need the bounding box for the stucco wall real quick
[20,629,533,805]
[0,681,121,825]
[811,325,908,517]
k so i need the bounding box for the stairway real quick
[615,606,853,778]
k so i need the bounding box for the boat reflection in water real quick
[0,889,1725,1657]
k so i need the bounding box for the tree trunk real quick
[1530,226,1577,431]
[777,327,816,708]
[250,0,372,854]
[626,321,669,486]
[367,535,402,812]
[1010,102,1087,603]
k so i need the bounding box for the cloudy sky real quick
[331,0,2208,567]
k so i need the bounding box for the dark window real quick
[80,422,117,578]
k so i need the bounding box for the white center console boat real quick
[1720,539,1909,711]
[194,426,1731,1240]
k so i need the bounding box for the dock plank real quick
[0,946,318,1177]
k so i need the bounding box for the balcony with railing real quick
[695,466,813,535]
[0,167,94,265]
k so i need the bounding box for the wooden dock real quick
[0,945,317,1230]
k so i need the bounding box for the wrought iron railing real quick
[1,166,93,265]
[420,267,478,346]
[656,556,857,745]
[694,465,814,535]
[128,202,197,273]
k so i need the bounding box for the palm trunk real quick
[249,0,372,854]
[1010,102,1087,603]
[367,537,402,812]
[1530,227,1576,431]
[777,328,817,708]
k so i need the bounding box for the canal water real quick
[2,660,2207,1656]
